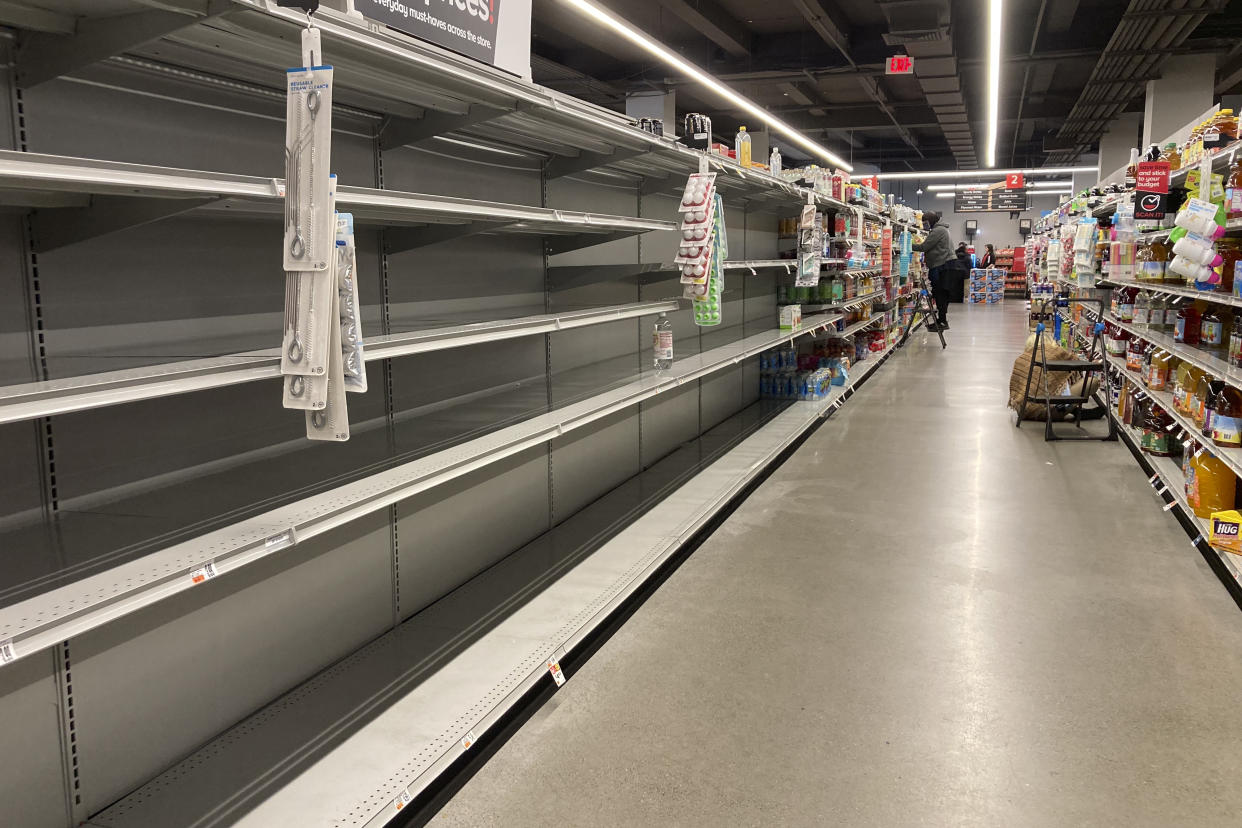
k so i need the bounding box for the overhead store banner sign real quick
[352,0,532,77]
[886,55,914,74]
[955,182,1028,212]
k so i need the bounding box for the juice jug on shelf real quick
[1132,291,1149,326]
[1176,304,1201,344]
[1202,308,1228,354]
[1143,405,1174,455]
[1119,287,1137,321]
[1187,451,1237,518]
[1173,362,1196,412]
[1211,385,1242,447]
[1136,241,1168,283]
[1126,337,1145,372]
[1216,240,1241,294]
[1204,379,1227,437]
[1126,147,1139,189]
[1193,372,1213,426]
[1229,155,1242,220]
[1149,350,1172,390]
[735,126,752,167]
[1151,295,1170,331]
[1231,315,1242,368]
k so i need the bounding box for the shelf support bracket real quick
[17,0,233,88]
[545,230,642,256]
[545,148,649,180]
[378,103,513,150]
[384,220,517,254]
[31,195,219,252]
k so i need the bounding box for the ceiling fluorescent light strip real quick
[557,0,853,172]
[876,166,1097,180]
[986,0,1002,167]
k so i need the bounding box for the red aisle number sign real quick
[886,55,914,74]
[1005,173,1025,189]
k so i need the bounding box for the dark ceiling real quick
[529,0,1242,172]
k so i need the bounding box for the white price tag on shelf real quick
[0,639,15,664]
[1155,486,1167,496]
[547,659,566,687]
[190,562,218,585]
[394,789,413,812]
[1163,500,1178,512]
[461,730,478,750]
[1192,535,1204,546]
[1149,473,1160,484]
[265,529,296,550]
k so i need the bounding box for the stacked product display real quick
[970,268,1007,304]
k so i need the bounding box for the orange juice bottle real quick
[1187,451,1237,518]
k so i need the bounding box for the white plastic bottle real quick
[770,146,782,176]
[735,126,751,167]
[653,312,673,370]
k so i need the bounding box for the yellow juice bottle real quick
[1188,452,1237,518]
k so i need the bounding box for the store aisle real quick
[431,304,1242,827]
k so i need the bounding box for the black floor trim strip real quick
[1114,417,1242,614]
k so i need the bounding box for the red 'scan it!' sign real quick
[1136,162,1170,195]
[886,55,914,74]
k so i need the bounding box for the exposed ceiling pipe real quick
[1009,0,1048,166]
[1049,0,1214,163]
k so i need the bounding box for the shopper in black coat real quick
[979,244,996,268]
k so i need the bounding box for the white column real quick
[1098,113,1142,180]
[1143,54,1216,148]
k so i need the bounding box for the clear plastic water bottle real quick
[735,126,751,167]
[770,146,781,176]
[653,312,673,370]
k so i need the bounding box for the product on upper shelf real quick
[653,312,673,371]
[1201,308,1229,354]
[684,113,712,150]
[1160,142,1182,171]
[735,126,752,167]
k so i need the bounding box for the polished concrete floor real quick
[431,303,1242,827]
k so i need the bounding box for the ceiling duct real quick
[877,0,976,167]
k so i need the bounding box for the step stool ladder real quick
[1017,297,1117,442]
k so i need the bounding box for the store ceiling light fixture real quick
[555,0,853,172]
[986,0,1002,167]
[876,166,1097,180]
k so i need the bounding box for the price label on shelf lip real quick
[190,561,218,585]
[394,789,413,811]
[547,658,566,687]
[461,729,478,750]
[0,639,15,664]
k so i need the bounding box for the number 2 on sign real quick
[1006,173,1025,189]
